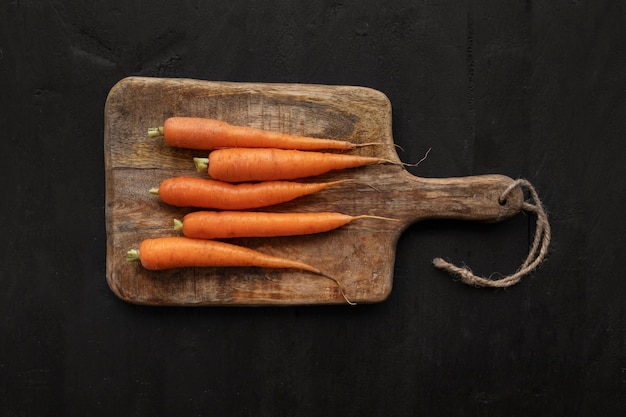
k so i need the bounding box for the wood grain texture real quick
[104,76,524,306]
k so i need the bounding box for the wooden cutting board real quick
[104,76,523,306]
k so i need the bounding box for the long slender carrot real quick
[126,236,354,304]
[174,211,397,239]
[194,148,395,182]
[127,236,323,272]
[148,117,378,151]
[151,177,348,210]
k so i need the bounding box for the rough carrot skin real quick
[206,148,386,182]
[136,237,322,273]
[160,117,358,151]
[179,211,388,239]
[155,177,347,210]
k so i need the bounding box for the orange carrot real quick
[148,117,377,151]
[174,211,396,239]
[127,236,324,272]
[126,236,354,304]
[194,148,394,182]
[151,177,347,210]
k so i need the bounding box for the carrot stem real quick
[126,249,140,262]
[148,127,164,138]
[194,157,209,173]
[173,219,183,230]
[149,188,159,195]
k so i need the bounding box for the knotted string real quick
[432,179,551,288]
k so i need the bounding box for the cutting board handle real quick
[403,173,524,223]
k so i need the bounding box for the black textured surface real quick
[2,1,626,416]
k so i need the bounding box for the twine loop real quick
[432,179,551,288]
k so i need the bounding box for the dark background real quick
[2,0,625,415]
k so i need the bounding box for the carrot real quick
[148,117,380,151]
[151,177,348,210]
[126,236,354,304]
[174,211,396,239]
[194,148,396,182]
[127,236,324,272]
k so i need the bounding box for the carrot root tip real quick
[148,127,164,138]
[319,273,356,306]
[340,289,357,306]
[354,142,386,148]
[352,181,382,192]
[356,215,399,222]
[193,157,209,173]
[126,249,140,262]
[400,147,432,168]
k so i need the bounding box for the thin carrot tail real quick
[353,142,388,148]
[393,143,406,152]
[284,260,355,306]
[401,147,432,168]
[318,272,356,306]
[352,215,399,222]
[275,261,354,304]
[368,157,404,166]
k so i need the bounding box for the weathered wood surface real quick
[104,77,523,306]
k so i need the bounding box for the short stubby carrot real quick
[127,236,324,273]
[194,148,393,182]
[175,211,397,239]
[151,177,347,210]
[148,117,371,151]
